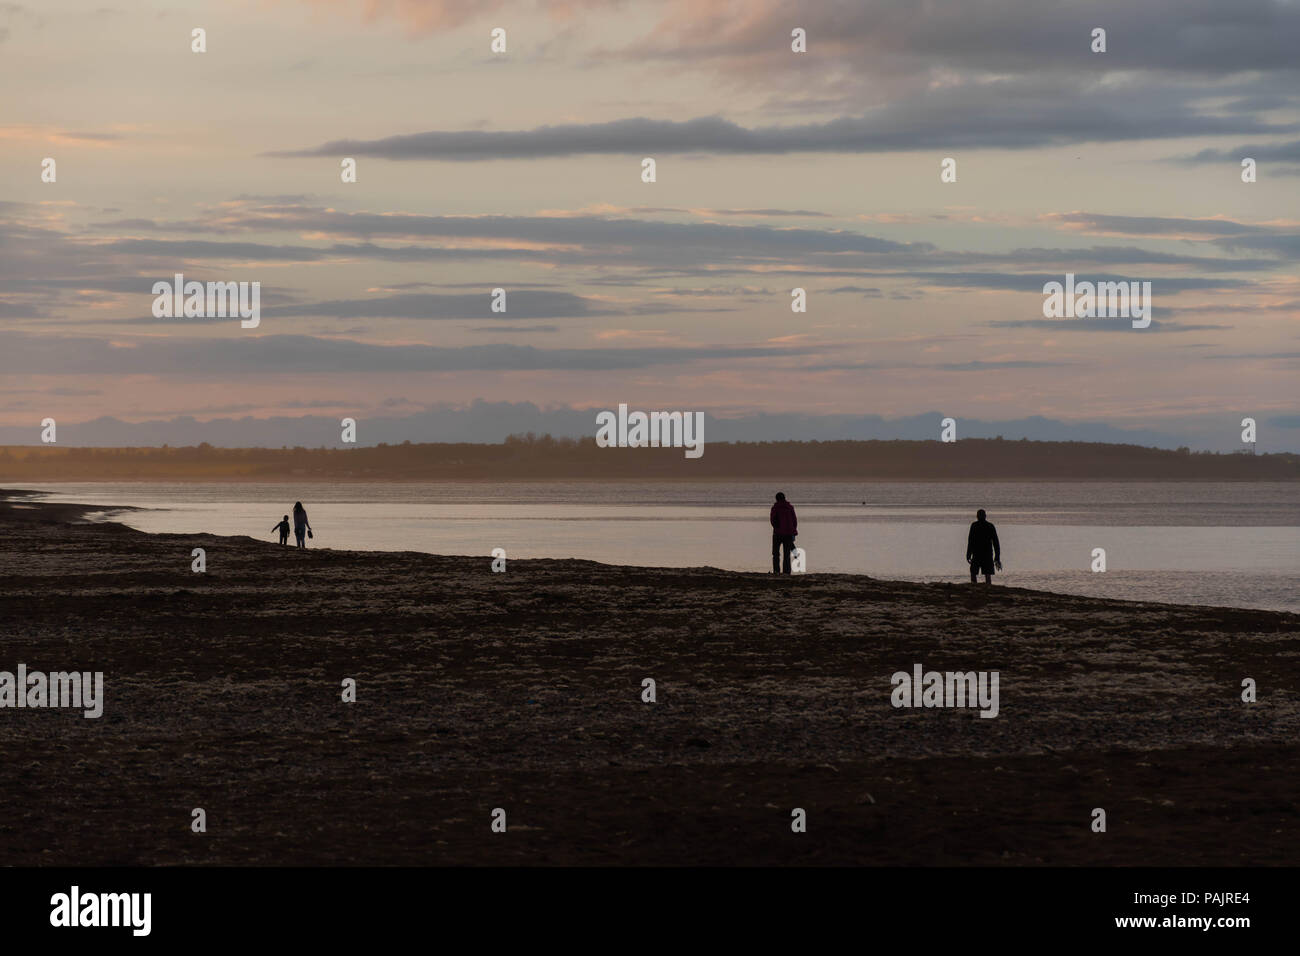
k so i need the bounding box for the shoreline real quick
[7,475,1300,484]
[1,493,1296,865]
[7,486,1295,617]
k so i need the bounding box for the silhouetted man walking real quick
[770,492,798,574]
[966,508,1002,585]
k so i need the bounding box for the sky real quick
[1,0,1298,450]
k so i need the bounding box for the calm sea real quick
[10,481,1300,613]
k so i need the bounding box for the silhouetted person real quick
[272,514,291,546]
[966,508,1001,585]
[292,501,312,549]
[770,492,797,574]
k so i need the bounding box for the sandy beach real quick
[0,490,1296,866]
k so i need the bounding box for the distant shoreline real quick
[5,475,1299,484]
[2,437,1295,482]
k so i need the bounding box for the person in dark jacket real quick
[966,508,1002,585]
[272,514,291,546]
[770,492,798,574]
[292,501,312,549]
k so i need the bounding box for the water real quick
[9,481,1299,613]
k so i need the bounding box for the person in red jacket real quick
[770,492,798,574]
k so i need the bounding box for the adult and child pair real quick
[271,501,313,548]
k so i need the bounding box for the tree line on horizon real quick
[0,435,1295,481]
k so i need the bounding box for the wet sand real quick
[0,491,1296,865]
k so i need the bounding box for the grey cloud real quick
[909,272,1250,293]
[65,207,1282,279]
[1223,94,1297,111]
[2,206,1285,330]
[114,207,1277,275]
[0,299,47,317]
[621,0,1300,77]
[217,208,922,255]
[91,218,168,231]
[267,290,611,320]
[805,359,1072,371]
[99,238,332,261]
[325,242,553,263]
[1046,213,1270,236]
[705,208,828,217]
[94,208,919,257]
[0,331,813,376]
[468,325,559,333]
[938,360,1069,371]
[1212,234,1300,259]
[630,207,831,218]
[272,103,1297,161]
[1161,300,1300,316]
[230,193,320,204]
[652,286,775,298]
[0,274,304,313]
[989,318,1232,332]
[285,0,1300,84]
[1203,351,1300,361]
[992,247,1276,271]
[1182,139,1300,163]
[87,237,555,266]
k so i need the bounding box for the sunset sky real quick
[2,0,1297,450]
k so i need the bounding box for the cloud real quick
[989,318,1231,333]
[1203,351,1300,361]
[0,299,47,318]
[995,246,1277,271]
[909,272,1250,294]
[132,205,923,257]
[59,205,1281,279]
[0,331,813,376]
[1212,234,1300,259]
[805,359,1072,371]
[267,290,612,320]
[96,238,334,262]
[298,0,1300,80]
[617,0,1300,77]
[2,200,1289,340]
[826,286,883,296]
[468,325,559,333]
[273,104,1299,161]
[629,207,831,218]
[1044,213,1273,238]
[1181,139,1300,164]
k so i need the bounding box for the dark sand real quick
[0,491,1296,866]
